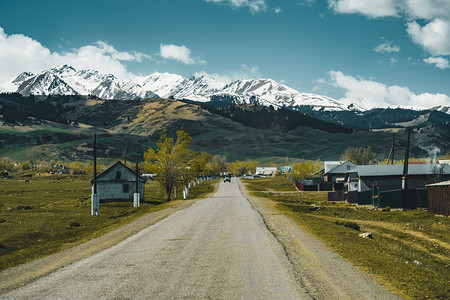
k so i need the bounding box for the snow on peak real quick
[170,75,226,102]
[17,71,78,96]
[136,72,184,98]
[0,65,365,111]
[51,64,77,76]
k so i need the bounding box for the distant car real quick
[224,176,231,182]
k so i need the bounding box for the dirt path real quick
[238,179,404,300]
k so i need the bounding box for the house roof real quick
[92,161,146,183]
[325,161,357,175]
[426,180,450,187]
[356,164,450,177]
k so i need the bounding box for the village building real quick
[255,167,277,176]
[92,161,146,201]
[324,161,450,192]
[323,161,357,183]
[356,164,450,192]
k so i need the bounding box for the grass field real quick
[243,176,450,299]
[0,174,217,271]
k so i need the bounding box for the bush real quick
[382,206,391,212]
[335,220,360,231]
[69,222,81,228]
[344,221,360,231]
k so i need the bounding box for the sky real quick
[0,0,449,109]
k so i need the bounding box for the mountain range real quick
[0,64,368,112]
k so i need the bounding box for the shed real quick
[92,161,146,201]
[426,180,450,216]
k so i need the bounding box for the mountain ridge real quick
[0,64,363,112]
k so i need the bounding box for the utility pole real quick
[92,133,99,215]
[124,138,129,166]
[402,128,411,208]
[134,161,140,207]
[391,133,395,165]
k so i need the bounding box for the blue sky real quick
[0,0,449,109]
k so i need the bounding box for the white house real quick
[92,161,146,201]
[256,167,277,176]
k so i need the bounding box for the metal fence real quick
[428,185,450,216]
[328,189,345,201]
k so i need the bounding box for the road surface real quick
[1,180,310,299]
[1,180,403,299]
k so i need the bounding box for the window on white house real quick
[123,184,129,193]
[116,171,121,180]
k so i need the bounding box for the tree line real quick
[199,103,352,133]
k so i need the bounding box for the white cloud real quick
[328,0,450,20]
[327,1,450,67]
[204,0,267,14]
[374,41,400,53]
[274,7,282,14]
[327,0,400,18]
[326,70,449,109]
[424,56,450,69]
[194,64,260,83]
[0,27,150,81]
[194,71,233,84]
[406,19,450,56]
[159,44,206,65]
[404,0,450,20]
[240,64,259,76]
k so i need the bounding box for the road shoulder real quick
[0,199,199,295]
[238,178,404,300]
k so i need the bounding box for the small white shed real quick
[92,161,145,201]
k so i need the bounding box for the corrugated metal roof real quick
[426,180,450,187]
[356,164,450,176]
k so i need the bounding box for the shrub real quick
[69,222,81,228]
[335,220,360,231]
[344,221,360,231]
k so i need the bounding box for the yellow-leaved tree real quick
[341,146,376,165]
[144,130,194,201]
[291,160,322,180]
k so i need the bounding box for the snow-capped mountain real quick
[135,72,184,98]
[0,64,361,111]
[171,76,226,102]
[17,72,79,96]
[207,78,363,111]
[429,105,450,114]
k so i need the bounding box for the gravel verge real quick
[238,179,405,300]
[0,199,199,295]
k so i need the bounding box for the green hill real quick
[0,93,447,162]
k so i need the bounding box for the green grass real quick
[243,176,450,299]
[0,174,217,271]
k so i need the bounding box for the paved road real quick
[2,181,310,299]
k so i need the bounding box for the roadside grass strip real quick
[243,176,450,300]
[0,174,218,271]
